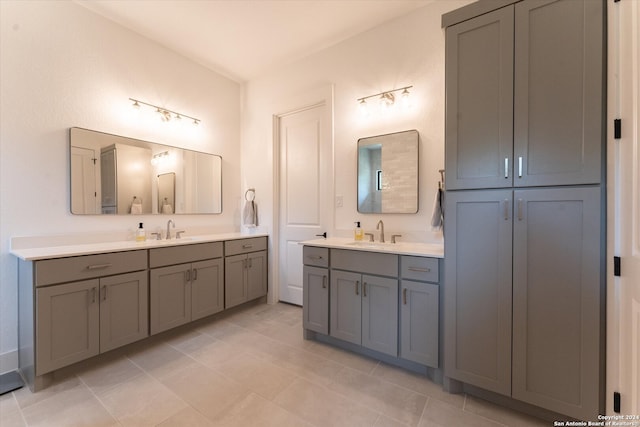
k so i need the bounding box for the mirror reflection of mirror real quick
[69,127,222,215]
[357,129,419,214]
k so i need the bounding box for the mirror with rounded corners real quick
[70,127,222,215]
[357,129,419,213]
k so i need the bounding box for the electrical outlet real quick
[336,195,343,207]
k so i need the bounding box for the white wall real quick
[0,1,241,369]
[241,1,471,247]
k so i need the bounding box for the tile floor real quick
[0,302,550,426]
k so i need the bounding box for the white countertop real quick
[300,237,444,258]
[11,232,269,261]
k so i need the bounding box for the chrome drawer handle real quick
[308,255,324,260]
[242,244,253,249]
[408,267,431,273]
[86,263,112,270]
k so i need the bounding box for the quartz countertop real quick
[11,232,269,261]
[300,237,444,258]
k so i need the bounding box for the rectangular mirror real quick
[70,127,222,214]
[357,129,419,213]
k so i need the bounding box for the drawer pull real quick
[363,282,367,297]
[193,268,198,281]
[355,280,359,296]
[403,288,407,305]
[308,255,324,260]
[408,267,431,273]
[185,269,191,283]
[322,275,327,289]
[86,263,112,270]
[242,244,253,249]
[102,285,107,301]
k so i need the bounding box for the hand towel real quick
[243,200,258,227]
[430,188,444,231]
[162,203,173,214]
[131,199,143,214]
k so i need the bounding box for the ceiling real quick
[75,0,433,82]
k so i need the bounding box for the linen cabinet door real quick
[512,187,602,420]
[150,264,191,335]
[191,258,224,321]
[36,280,100,375]
[303,266,329,334]
[513,0,604,187]
[445,5,514,190]
[400,280,439,368]
[361,275,398,357]
[444,189,513,396]
[330,270,361,345]
[99,271,148,352]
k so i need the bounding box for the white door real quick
[70,146,98,214]
[609,0,640,414]
[278,102,331,305]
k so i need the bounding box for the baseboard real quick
[0,350,18,375]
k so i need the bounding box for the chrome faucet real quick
[166,219,175,239]
[376,220,385,243]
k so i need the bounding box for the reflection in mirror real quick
[70,127,222,215]
[357,129,419,214]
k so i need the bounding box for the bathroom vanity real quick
[301,238,443,373]
[11,233,267,391]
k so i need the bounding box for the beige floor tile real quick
[419,397,505,427]
[374,413,412,427]
[1,393,26,426]
[316,343,381,374]
[21,384,118,427]
[213,392,312,427]
[184,337,251,369]
[13,375,82,411]
[464,396,548,427]
[211,352,297,400]
[126,341,197,381]
[371,363,466,409]
[159,360,251,420]
[96,373,187,427]
[156,407,215,427]
[77,354,145,395]
[274,378,381,427]
[327,366,428,426]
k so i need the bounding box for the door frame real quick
[271,85,335,304]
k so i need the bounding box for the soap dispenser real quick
[136,222,146,242]
[354,221,364,241]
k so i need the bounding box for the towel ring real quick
[245,188,256,202]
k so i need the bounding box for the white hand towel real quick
[430,188,444,231]
[131,201,142,214]
[243,200,258,227]
[162,204,173,214]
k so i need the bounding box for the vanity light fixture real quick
[129,98,200,125]
[356,85,412,110]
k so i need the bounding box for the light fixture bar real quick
[356,85,413,103]
[129,98,200,124]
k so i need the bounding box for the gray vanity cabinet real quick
[445,0,604,190]
[224,237,268,309]
[399,256,440,368]
[30,251,148,376]
[302,246,329,334]
[150,242,224,335]
[329,249,399,357]
[444,189,513,396]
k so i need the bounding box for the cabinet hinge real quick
[614,391,621,413]
[614,119,622,139]
[614,256,621,277]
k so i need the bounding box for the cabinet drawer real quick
[35,250,147,287]
[225,237,267,256]
[400,256,439,283]
[150,242,223,268]
[331,249,398,277]
[303,246,328,267]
